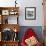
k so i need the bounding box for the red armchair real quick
[21,28,41,46]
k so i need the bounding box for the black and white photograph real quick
[25,7,36,20]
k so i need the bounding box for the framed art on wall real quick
[25,7,36,20]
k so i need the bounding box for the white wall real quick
[18,0,44,26]
[0,0,44,26]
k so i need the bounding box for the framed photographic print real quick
[2,10,9,15]
[25,7,36,20]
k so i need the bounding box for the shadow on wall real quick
[18,26,43,44]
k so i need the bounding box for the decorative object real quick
[5,18,8,24]
[14,29,17,32]
[2,28,13,41]
[25,7,36,20]
[13,32,18,41]
[9,10,18,15]
[2,10,9,15]
[15,0,17,7]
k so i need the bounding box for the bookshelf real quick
[0,7,20,46]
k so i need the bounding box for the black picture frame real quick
[25,7,36,20]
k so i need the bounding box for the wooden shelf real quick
[2,40,19,42]
[0,40,19,46]
[0,24,20,32]
[0,7,19,10]
[0,7,19,46]
[0,7,19,24]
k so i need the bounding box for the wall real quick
[18,0,44,26]
[0,0,44,44]
[0,0,44,26]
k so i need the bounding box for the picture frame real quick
[2,10,9,15]
[25,7,36,20]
